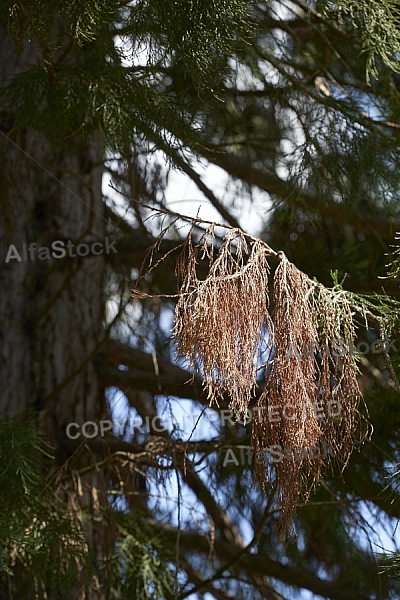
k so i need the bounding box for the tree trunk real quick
[0,29,109,599]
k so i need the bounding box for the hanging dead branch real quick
[173,226,274,417]
[130,207,384,535]
[252,260,370,536]
[252,258,323,535]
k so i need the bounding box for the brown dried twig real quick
[130,203,374,536]
[173,226,274,417]
[252,260,370,535]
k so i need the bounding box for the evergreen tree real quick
[1,1,400,599]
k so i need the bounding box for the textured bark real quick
[0,29,108,599]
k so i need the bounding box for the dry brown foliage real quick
[131,218,373,536]
[252,258,322,535]
[252,258,370,535]
[173,226,273,417]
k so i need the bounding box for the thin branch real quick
[108,181,280,257]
